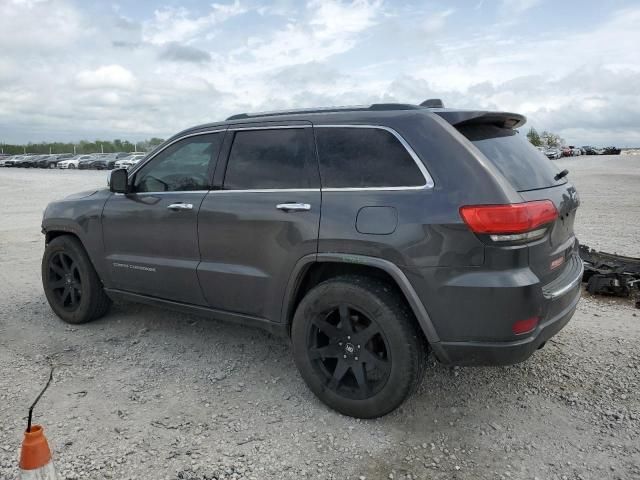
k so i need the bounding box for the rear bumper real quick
[434,283,580,365]
[411,254,584,366]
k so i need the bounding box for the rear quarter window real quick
[315,127,426,189]
[458,124,566,191]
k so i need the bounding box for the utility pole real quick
[73,145,76,155]
[101,144,104,154]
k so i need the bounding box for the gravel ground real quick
[0,156,639,480]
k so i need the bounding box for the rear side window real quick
[458,125,566,191]
[315,127,425,188]
[224,128,313,190]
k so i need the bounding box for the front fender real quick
[42,189,112,283]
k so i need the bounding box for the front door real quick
[102,131,225,305]
[197,124,321,321]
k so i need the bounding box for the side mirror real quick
[109,168,129,193]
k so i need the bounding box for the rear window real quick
[458,125,566,191]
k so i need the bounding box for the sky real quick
[0,0,639,146]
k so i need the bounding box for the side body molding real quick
[282,253,446,358]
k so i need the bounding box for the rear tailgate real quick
[457,123,580,285]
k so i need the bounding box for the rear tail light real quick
[459,200,558,242]
[512,316,539,335]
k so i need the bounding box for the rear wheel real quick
[291,275,426,418]
[42,235,111,324]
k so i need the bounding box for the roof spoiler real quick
[432,110,526,129]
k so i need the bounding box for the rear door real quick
[101,131,225,304]
[197,123,320,321]
[458,124,580,284]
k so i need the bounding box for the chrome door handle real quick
[167,202,194,211]
[276,202,311,212]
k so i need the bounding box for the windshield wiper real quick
[554,169,569,181]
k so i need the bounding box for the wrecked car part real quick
[579,245,640,299]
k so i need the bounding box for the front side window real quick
[223,128,313,190]
[134,133,224,192]
[315,127,426,189]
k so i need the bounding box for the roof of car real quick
[179,100,526,138]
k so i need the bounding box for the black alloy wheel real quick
[47,252,83,311]
[308,304,391,400]
[292,275,426,418]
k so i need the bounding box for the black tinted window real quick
[315,127,425,188]
[134,133,223,192]
[224,129,312,189]
[458,125,566,191]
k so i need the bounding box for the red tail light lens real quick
[512,316,539,335]
[459,200,558,234]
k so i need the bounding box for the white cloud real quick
[0,0,83,51]
[143,0,246,45]
[76,65,138,90]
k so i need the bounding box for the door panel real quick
[197,124,320,321]
[101,131,225,304]
[102,192,208,305]
[197,190,320,319]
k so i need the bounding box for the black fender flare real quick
[281,253,445,356]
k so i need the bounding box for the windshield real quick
[458,124,567,191]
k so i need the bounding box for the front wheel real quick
[42,235,111,324]
[68,164,76,169]
[291,275,426,418]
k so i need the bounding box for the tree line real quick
[0,138,165,155]
[526,128,564,148]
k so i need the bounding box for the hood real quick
[64,189,98,200]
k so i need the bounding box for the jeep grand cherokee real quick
[41,100,582,418]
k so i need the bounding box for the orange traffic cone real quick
[20,368,58,479]
[19,425,57,479]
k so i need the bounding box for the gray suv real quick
[41,100,583,418]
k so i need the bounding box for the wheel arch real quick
[45,229,83,246]
[282,253,441,346]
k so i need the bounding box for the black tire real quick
[49,163,56,169]
[42,235,111,324]
[68,164,75,169]
[291,275,426,418]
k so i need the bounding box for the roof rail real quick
[225,103,421,121]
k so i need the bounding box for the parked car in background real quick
[603,146,621,155]
[568,146,582,156]
[2,155,24,167]
[37,153,74,168]
[85,152,130,170]
[15,155,44,167]
[0,155,18,167]
[77,155,100,170]
[58,154,95,169]
[114,153,145,169]
[544,148,562,160]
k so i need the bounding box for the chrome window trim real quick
[314,124,434,191]
[127,128,227,177]
[127,124,434,194]
[228,125,311,131]
[208,188,320,194]
[115,190,211,196]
